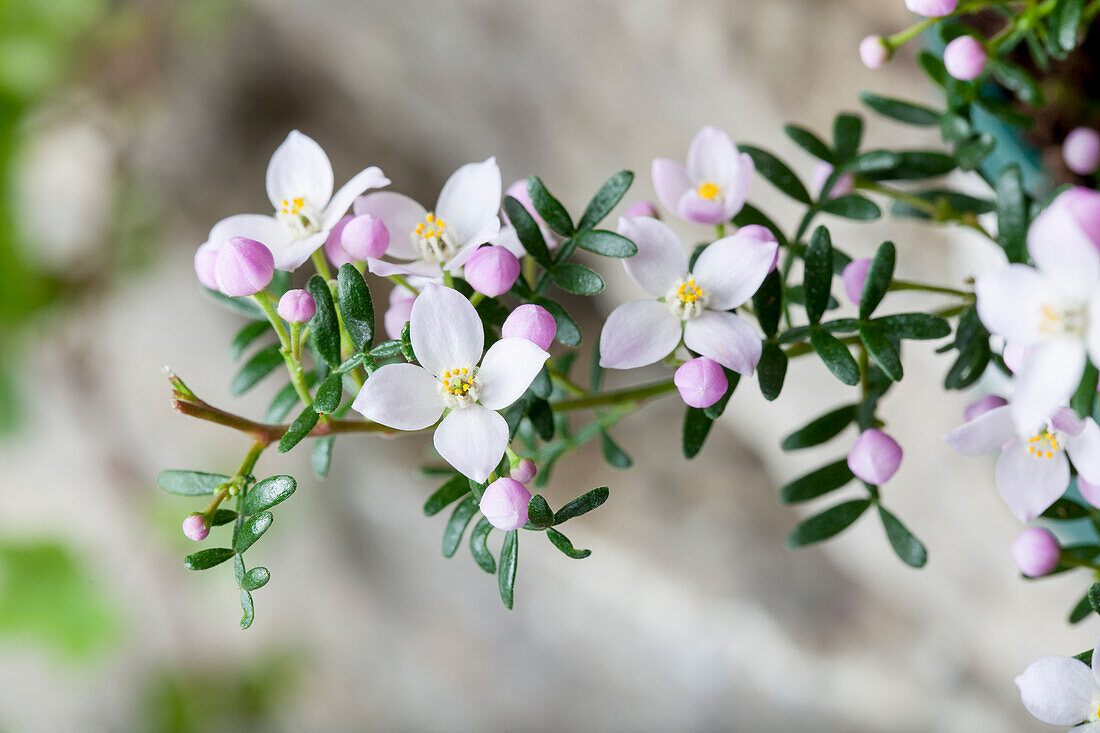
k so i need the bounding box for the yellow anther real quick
[1046,451,1053,459]
[461,368,468,375]
[426,213,434,223]
[444,370,451,378]
[697,182,720,200]
[437,220,445,229]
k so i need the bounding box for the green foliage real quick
[786,500,871,548]
[337,264,375,351]
[158,470,228,496]
[307,274,341,367]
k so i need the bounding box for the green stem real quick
[715,223,726,239]
[311,249,333,281]
[387,274,419,295]
[551,380,677,412]
[469,292,485,307]
[1058,553,1100,572]
[252,293,315,407]
[443,270,455,288]
[547,364,586,396]
[856,179,997,242]
[889,280,974,298]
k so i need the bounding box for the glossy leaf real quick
[783,124,834,162]
[600,429,633,468]
[239,589,254,630]
[527,176,573,236]
[872,313,951,340]
[528,495,554,529]
[505,196,553,268]
[230,321,272,361]
[832,113,863,159]
[786,500,870,548]
[234,511,273,554]
[752,270,782,338]
[811,330,860,386]
[240,475,296,515]
[682,406,714,459]
[574,229,637,258]
[860,324,903,381]
[779,459,854,504]
[498,530,518,610]
[184,548,235,571]
[241,566,270,591]
[278,404,319,453]
[424,474,470,516]
[546,528,592,559]
[552,263,604,295]
[738,145,812,204]
[469,517,496,574]
[757,343,787,401]
[554,486,610,525]
[157,470,228,496]
[307,275,341,368]
[337,263,374,350]
[878,506,927,568]
[996,164,1028,264]
[782,405,856,451]
[534,298,581,347]
[859,92,940,126]
[818,194,881,221]
[312,436,335,479]
[442,495,479,558]
[313,374,343,414]
[578,170,633,231]
[230,344,283,396]
[803,226,833,325]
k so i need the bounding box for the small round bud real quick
[214,237,275,297]
[479,477,532,531]
[511,458,537,484]
[341,214,390,260]
[278,289,316,324]
[905,0,958,17]
[624,200,661,219]
[944,36,987,81]
[736,224,780,273]
[464,245,520,297]
[1078,476,1100,509]
[324,215,356,268]
[847,429,903,485]
[194,241,219,290]
[502,304,557,350]
[860,35,890,69]
[674,357,728,409]
[963,394,1008,422]
[842,258,872,305]
[182,513,209,542]
[811,162,855,200]
[1011,527,1061,578]
[1063,128,1100,176]
[384,289,415,340]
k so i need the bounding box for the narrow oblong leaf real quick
[337,263,375,350]
[469,517,496,574]
[158,470,228,496]
[313,374,343,414]
[1053,0,1086,52]
[498,530,519,610]
[240,475,296,515]
[682,406,715,459]
[779,459,855,504]
[230,321,272,361]
[504,196,552,268]
[442,495,479,558]
[818,194,881,221]
[784,124,834,162]
[241,566,270,591]
[578,170,633,231]
[786,500,871,548]
[803,226,834,325]
[534,298,581,346]
[424,474,470,516]
[832,113,863,159]
[528,495,554,529]
[202,287,266,320]
[782,405,857,451]
[184,547,235,571]
[554,486,610,525]
[758,343,788,401]
[240,589,254,629]
[526,176,573,236]
[552,263,604,295]
[752,270,782,338]
[1042,498,1089,521]
[546,527,591,559]
[872,313,951,340]
[211,509,237,527]
[312,435,335,479]
[600,430,633,468]
[278,404,319,453]
[307,274,341,367]
[811,330,861,386]
[860,241,896,320]
[230,343,283,396]
[1069,593,1092,624]
[738,145,812,204]
[574,229,637,258]
[1072,362,1099,419]
[878,506,928,568]
[860,324,903,382]
[234,511,273,554]
[859,92,940,126]
[996,164,1028,264]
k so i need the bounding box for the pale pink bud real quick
[847,429,903,485]
[384,290,415,340]
[479,477,532,531]
[905,0,958,17]
[737,224,780,273]
[624,200,660,219]
[1079,476,1100,509]
[1011,527,1061,578]
[674,357,728,408]
[182,513,209,541]
[944,36,987,81]
[1064,128,1100,175]
[324,215,356,268]
[194,241,219,290]
[278,289,316,324]
[341,214,390,260]
[860,36,890,69]
[511,458,537,484]
[503,179,543,226]
[811,162,855,200]
[214,237,274,297]
[502,304,557,350]
[963,394,1008,422]
[842,258,872,305]
[464,245,520,297]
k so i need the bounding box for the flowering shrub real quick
[161,1,1100,725]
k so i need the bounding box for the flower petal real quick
[598,299,682,369]
[676,190,728,225]
[1016,655,1095,726]
[477,337,550,410]
[1029,204,1100,301]
[271,231,330,272]
[208,213,288,250]
[433,405,508,483]
[995,440,1070,522]
[683,310,762,375]
[366,257,442,280]
[410,284,484,375]
[1067,418,1100,485]
[491,225,528,259]
[652,158,691,214]
[691,231,778,310]
[322,166,390,230]
[686,126,737,187]
[942,404,1015,455]
[974,265,1059,346]
[617,216,688,296]
[353,192,428,260]
[720,152,754,220]
[351,363,442,430]
[436,157,502,247]
[1089,292,1100,365]
[265,130,334,211]
[1012,339,1087,436]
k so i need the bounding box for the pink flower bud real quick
[194,241,219,290]
[214,237,275,297]
[182,513,209,542]
[674,357,728,409]
[503,179,543,226]
[479,477,532,531]
[384,289,415,340]
[1011,527,1061,578]
[847,429,903,485]
[502,304,557,350]
[341,214,390,260]
[905,0,958,17]
[737,224,780,273]
[1064,128,1100,175]
[464,245,520,297]
[511,458,537,484]
[944,36,987,81]
[624,200,660,219]
[278,288,316,324]
[842,258,872,305]
[1079,476,1100,509]
[963,394,1008,422]
[324,215,356,268]
[811,162,855,200]
[860,36,890,69]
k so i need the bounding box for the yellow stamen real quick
[697,182,720,200]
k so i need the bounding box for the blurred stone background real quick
[0,0,1083,730]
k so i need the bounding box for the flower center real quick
[438,365,479,409]
[696,182,721,201]
[1027,430,1062,460]
[412,212,458,264]
[665,277,709,320]
[1039,302,1086,337]
[276,196,321,237]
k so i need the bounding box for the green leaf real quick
[783,124,834,162]
[210,509,238,526]
[400,321,416,362]
[832,113,863,159]
[241,566,270,591]
[240,475,296,515]
[1042,498,1090,520]
[442,495,479,558]
[918,50,948,85]
[552,263,604,295]
[234,511,273,554]
[1069,593,1092,624]
[504,196,553,268]
[954,133,996,171]
[682,406,714,459]
[234,554,245,585]
[782,405,856,451]
[239,589,254,630]
[546,528,591,559]
[842,150,900,175]
[528,495,554,529]
[818,194,881,221]
[866,151,957,181]
[312,436,335,479]
[993,61,1045,106]
[1052,0,1085,52]
[600,429,633,468]
[996,165,1028,264]
[369,339,404,360]
[527,398,555,441]
[786,500,870,548]
[738,145,812,204]
[337,263,374,351]
[534,298,581,346]
[872,313,951,340]
[278,404,319,453]
[757,343,788,401]
[703,370,739,420]
[860,324,903,381]
[230,343,283,396]
[779,459,854,504]
[157,470,227,496]
[183,548,235,571]
[307,274,341,368]
[578,170,633,231]
[752,271,782,338]
[230,321,272,361]
[201,287,265,320]
[878,506,927,568]
[860,241,896,320]
[424,475,470,516]
[526,176,573,236]
[803,226,834,325]
[574,229,637,258]
[554,486,610,524]
[859,92,940,126]
[811,330,860,386]
[1089,582,1100,615]
[469,517,496,573]
[498,530,518,610]
[1072,362,1099,419]
[313,374,343,414]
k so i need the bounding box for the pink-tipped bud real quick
[278,289,316,324]
[1011,527,1061,578]
[963,394,1008,422]
[511,458,537,484]
[503,179,542,226]
[502,304,557,350]
[384,289,415,340]
[847,429,903,485]
[214,237,275,297]
[341,214,390,260]
[842,258,872,305]
[182,513,209,541]
[674,357,728,409]
[624,200,661,219]
[324,215,356,268]
[1079,476,1100,509]
[811,162,855,200]
[860,36,890,69]
[479,477,532,531]
[944,36,987,81]
[1064,128,1100,176]
[905,0,958,17]
[464,245,521,297]
[194,241,220,290]
[737,224,780,273]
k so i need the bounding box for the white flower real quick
[1017,641,1100,730]
[352,284,548,482]
[210,131,390,271]
[598,217,776,373]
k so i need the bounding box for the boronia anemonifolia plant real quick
[162,1,1100,725]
